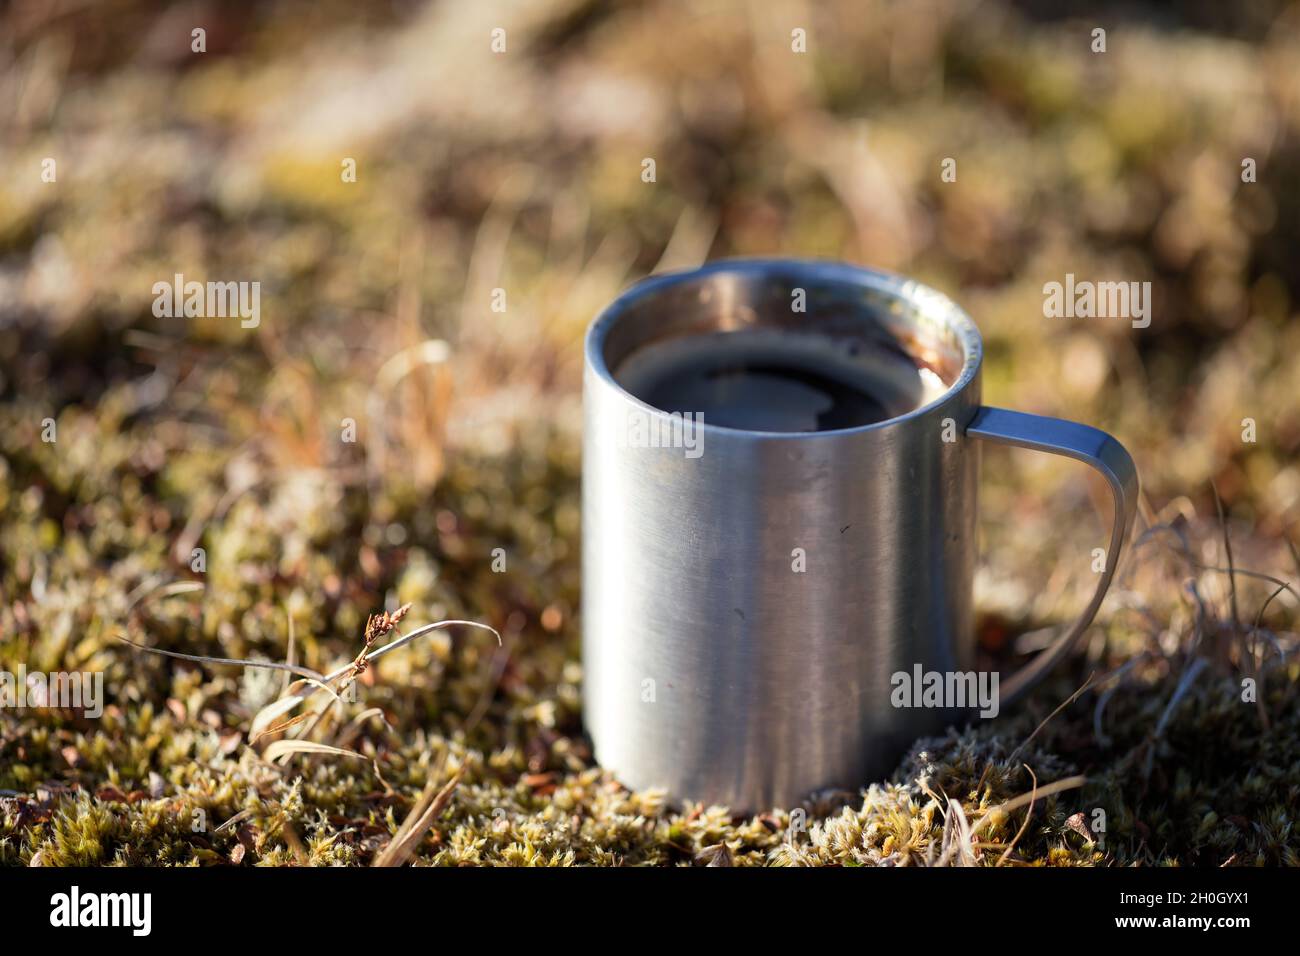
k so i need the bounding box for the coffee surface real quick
[615,328,947,432]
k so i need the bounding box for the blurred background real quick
[1,0,1299,865]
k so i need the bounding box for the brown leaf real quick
[695,843,734,867]
[1064,812,1094,843]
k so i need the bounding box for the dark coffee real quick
[614,328,946,432]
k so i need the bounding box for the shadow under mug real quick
[582,259,1138,812]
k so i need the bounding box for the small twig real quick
[213,808,253,834]
[1154,657,1208,739]
[1093,657,1147,749]
[124,579,205,616]
[337,603,413,693]
[972,775,1088,837]
[997,765,1039,867]
[115,632,327,682]
[462,642,512,736]
[1135,524,1299,606]
[1212,482,1239,627]
[322,619,503,685]
[1254,583,1290,634]
[373,764,464,867]
[1009,671,1097,765]
[282,609,298,696]
[117,617,502,689]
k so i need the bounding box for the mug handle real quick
[966,406,1139,705]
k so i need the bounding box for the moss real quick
[2,0,1298,866]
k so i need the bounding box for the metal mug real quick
[582,259,1138,811]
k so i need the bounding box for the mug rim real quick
[584,257,985,438]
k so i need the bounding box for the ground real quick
[1,0,1298,865]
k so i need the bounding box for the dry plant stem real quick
[972,775,1087,837]
[1009,671,1097,765]
[1134,523,1299,605]
[462,642,512,736]
[373,765,465,867]
[251,712,313,743]
[1250,582,1288,733]
[262,740,366,763]
[117,618,501,688]
[115,632,328,682]
[996,765,1039,866]
[323,619,502,684]
[1093,656,1147,747]
[1212,483,1239,627]
[124,579,205,615]
[116,615,503,785]
[282,609,297,696]
[1155,658,1209,738]
[213,809,253,834]
[937,798,976,866]
[366,338,451,482]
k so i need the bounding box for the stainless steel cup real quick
[582,259,1138,811]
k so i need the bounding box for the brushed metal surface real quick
[581,259,1136,811]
